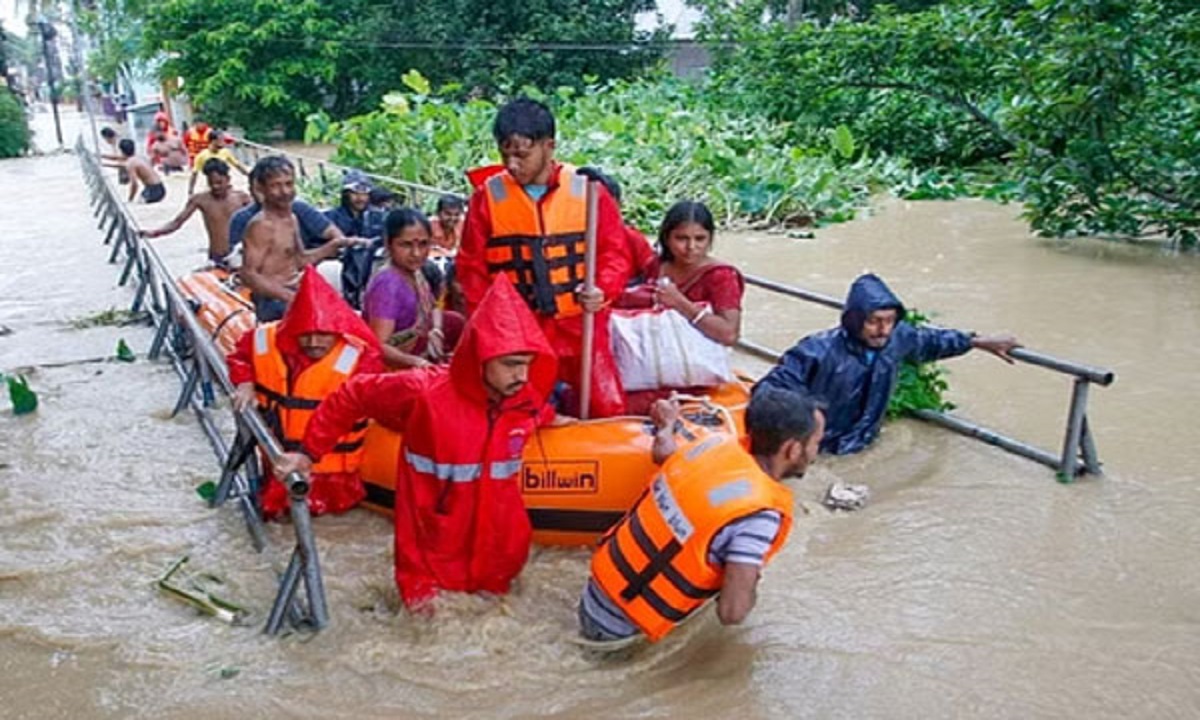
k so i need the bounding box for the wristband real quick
[690,305,713,326]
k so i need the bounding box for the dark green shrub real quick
[0,91,30,158]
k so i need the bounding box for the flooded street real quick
[2,111,1199,719]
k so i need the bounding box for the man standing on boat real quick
[241,156,358,321]
[273,275,559,610]
[754,273,1020,455]
[228,266,384,518]
[138,159,251,267]
[457,98,632,418]
[578,387,824,644]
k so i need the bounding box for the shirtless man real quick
[241,156,355,321]
[138,158,251,265]
[117,139,166,204]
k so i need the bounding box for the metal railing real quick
[230,138,465,209]
[739,275,1114,479]
[79,141,329,634]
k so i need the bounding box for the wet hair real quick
[657,200,716,262]
[492,97,555,144]
[252,155,294,183]
[369,187,396,206]
[100,127,116,140]
[384,207,432,243]
[435,194,465,213]
[208,130,224,145]
[746,387,823,456]
[577,166,621,204]
[202,158,230,177]
[118,138,135,156]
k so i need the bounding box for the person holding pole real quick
[457,98,632,418]
[754,273,1020,455]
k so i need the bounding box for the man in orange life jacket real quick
[228,266,384,519]
[457,98,632,418]
[578,387,825,643]
[273,275,559,609]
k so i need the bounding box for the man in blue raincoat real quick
[754,273,1019,455]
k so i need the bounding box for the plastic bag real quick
[609,307,734,391]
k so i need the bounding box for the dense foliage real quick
[309,72,906,230]
[0,90,30,157]
[702,0,1200,247]
[130,0,662,136]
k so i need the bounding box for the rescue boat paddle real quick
[578,179,600,420]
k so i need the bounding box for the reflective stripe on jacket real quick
[252,324,367,474]
[482,166,588,318]
[590,436,794,642]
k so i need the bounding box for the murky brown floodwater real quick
[3,110,1199,719]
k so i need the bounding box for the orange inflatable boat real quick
[177,269,751,546]
[176,269,255,356]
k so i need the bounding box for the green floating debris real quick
[196,481,217,503]
[156,556,249,626]
[6,374,38,415]
[1055,471,1075,485]
[70,307,150,329]
[115,338,136,363]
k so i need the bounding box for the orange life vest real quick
[251,324,367,474]
[482,166,588,318]
[590,435,794,642]
[183,126,210,162]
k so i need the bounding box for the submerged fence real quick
[80,141,329,635]
[737,276,1114,479]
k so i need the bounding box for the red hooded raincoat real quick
[227,267,383,517]
[299,275,558,607]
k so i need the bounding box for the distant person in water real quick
[117,139,166,204]
[754,273,1020,455]
[99,127,129,184]
[139,159,252,266]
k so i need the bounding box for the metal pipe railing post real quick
[1080,416,1101,475]
[265,551,303,635]
[1058,378,1091,481]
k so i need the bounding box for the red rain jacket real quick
[458,162,631,417]
[228,267,383,517]
[300,275,558,608]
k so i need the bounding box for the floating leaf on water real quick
[70,307,148,329]
[219,667,240,680]
[7,375,38,415]
[115,338,136,362]
[196,481,217,502]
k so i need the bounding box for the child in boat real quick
[362,208,466,369]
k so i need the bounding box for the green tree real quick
[704,0,1200,246]
[0,89,31,157]
[136,0,665,137]
[141,0,372,136]
[366,0,666,96]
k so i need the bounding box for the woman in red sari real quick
[617,200,744,413]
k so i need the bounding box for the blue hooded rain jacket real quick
[754,274,973,455]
